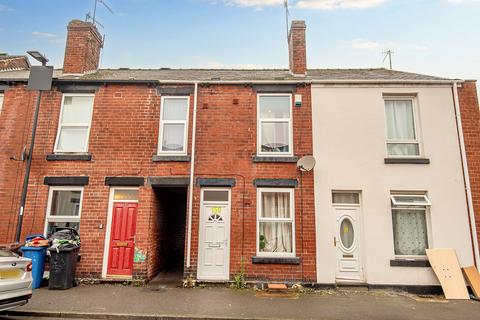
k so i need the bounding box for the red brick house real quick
[0,19,316,283]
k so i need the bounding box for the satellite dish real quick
[297,156,316,172]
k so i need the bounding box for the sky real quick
[0,0,479,81]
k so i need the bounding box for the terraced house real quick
[0,18,479,290]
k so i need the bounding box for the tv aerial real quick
[297,156,316,172]
[86,0,114,29]
[383,49,394,70]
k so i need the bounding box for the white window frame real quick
[257,93,294,157]
[390,194,431,207]
[44,186,84,235]
[157,96,190,155]
[54,93,95,153]
[390,192,431,259]
[0,93,4,113]
[384,96,421,158]
[256,187,296,257]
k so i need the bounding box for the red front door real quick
[107,202,138,276]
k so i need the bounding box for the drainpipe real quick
[186,82,199,268]
[453,81,480,266]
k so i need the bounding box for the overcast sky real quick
[0,0,479,81]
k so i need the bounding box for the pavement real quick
[1,284,480,320]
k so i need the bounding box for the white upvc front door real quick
[334,206,364,282]
[197,189,231,281]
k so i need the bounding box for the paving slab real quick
[3,284,480,320]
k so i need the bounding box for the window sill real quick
[152,155,191,162]
[46,154,92,161]
[252,156,298,163]
[384,158,430,164]
[390,259,430,267]
[252,256,300,265]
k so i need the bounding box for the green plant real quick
[233,258,247,289]
[259,235,267,251]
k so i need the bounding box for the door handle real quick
[334,237,337,247]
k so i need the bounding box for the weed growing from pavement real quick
[232,258,247,289]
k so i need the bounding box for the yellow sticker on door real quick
[211,207,222,214]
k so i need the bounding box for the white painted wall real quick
[312,84,474,285]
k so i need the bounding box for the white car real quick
[0,249,32,312]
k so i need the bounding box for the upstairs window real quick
[384,98,420,157]
[257,94,293,156]
[45,187,83,235]
[0,93,4,113]
[158,97,189,154]
[54,94,95,153]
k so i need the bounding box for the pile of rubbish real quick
[49,228,81,252]
[24,235,49,247]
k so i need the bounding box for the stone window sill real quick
[152,155,191,162]
[384,158,430,164]
[252,256,300,265]
[46,154,92,161]
[390,259,430,267]
[252,156,298,163]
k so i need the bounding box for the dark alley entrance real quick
[149,186,187,288]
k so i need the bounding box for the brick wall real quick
[0,85,34,243]
[63,20,103,74]
[289,20,307,76]
[0,82,316,282]
[458,80,480,254]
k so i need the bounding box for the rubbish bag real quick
[48,227,80,252]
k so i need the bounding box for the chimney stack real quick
[63,20,103,74]
[288,20,307,76]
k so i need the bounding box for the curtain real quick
[385,100,415,140]
[259,192,293,253]
[162,123,185,151]
[392,209,428,255]
[261,122,289,152]
[387,143,419,156]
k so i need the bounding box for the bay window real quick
[257,188,295,257]
[384,98,420,157]
[257,94,293,156]
[158,96,189,154]
[54,94,95,153]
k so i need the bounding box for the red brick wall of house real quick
[0,82,316,283]
[0,85,35,244]
[458,80,480,254]
[187,84,316,282]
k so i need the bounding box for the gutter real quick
[186,82,199,269]
[311,79,464,85]
[453,81,480,266]
[1,78,464,85]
